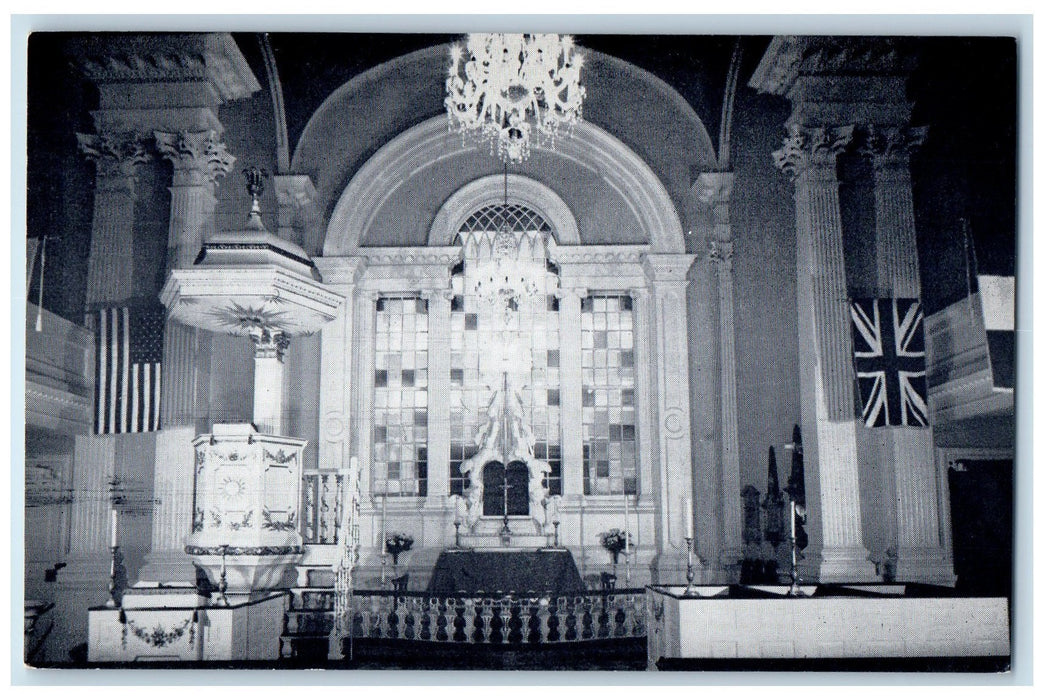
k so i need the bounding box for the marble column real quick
[249,328,290,435]
[861,125,955,583]
[424,289,453,504]
[556,286,586,498]
[76,133,150,308]
[642,254,698,583]
[696,172,743,571]
[774,123,877,581]
[143,130,233,581]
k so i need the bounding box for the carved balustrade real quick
[301,472,344,544]
[281,588,647,655]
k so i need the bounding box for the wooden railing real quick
[282,588,646,655]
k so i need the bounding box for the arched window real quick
[448,204,562,499]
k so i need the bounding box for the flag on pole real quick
[784,425,808,552]
[977,274,1015,390]
[94,306,165,434]
[850,298,929,427]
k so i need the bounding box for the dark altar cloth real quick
[426,550,584,595]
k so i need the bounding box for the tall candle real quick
[110,507,118,548]
[684,497,693,539]
[381,494,388,555]
[623,492,630,553]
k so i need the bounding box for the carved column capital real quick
[248,326,290,361]
[708,239,735,270]
[77,132,151,190]
[859,125,928,168]
[773,124,855,180]
[693,172,735,225]
[154,130,235,187]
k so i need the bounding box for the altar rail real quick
[281,588,646,656]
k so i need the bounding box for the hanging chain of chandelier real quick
[445,33,586,165]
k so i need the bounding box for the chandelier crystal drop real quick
[445,33,586,164]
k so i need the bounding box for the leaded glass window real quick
[373,296,428,496]
[448,292,562,497]
[582,294,638,495]
[450,204,562,498]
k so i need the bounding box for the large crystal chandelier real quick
[445,33,585,164]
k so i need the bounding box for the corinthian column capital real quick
[708,239,734,270]
[773,124,855,180]
[154,130,235,187]
[859,125,929,168]
[77,132,151,189]
[693,172,735,226]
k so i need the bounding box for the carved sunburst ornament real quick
[220,476,247,503]
[208,301,291,335]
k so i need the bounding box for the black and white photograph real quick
[17,17,1024,677]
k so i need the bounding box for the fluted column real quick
[556,286,585,497]
[861,125,955,583]
[696,172,743,571]
[155,130,235,269]
[143,131,233,580]
[774,123,876,581]
[424,290,453,503]
[643,254,698,582]
[77,133,150,307]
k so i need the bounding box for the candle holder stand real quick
[552,521,560,548]
[684,536,696,595]
[215,545,229,607]
[454,521,462,549]
[106,545,121,608]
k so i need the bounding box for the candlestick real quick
[381,494,388,555]
[623,492,630,554]
[106,545,120,608]
[684,536,696,595]
[788,500,803,596]
[216,545,229,607]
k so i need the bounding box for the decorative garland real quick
[184,544,304,556]
[262,508,297,532]
[127,617,192,648]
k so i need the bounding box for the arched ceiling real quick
[289,42,720,247]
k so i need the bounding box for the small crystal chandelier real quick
[445,33,586,164]
[452,169,559,322]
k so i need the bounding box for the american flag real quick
[850,298,929,428]
[94,306,164,434]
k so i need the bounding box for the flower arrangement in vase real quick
[385,532,414,568]
[599,528,631,575]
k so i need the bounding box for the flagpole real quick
[35,235,47,332]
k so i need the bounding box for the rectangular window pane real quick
[373,295,429,497]
[582,293,638,495]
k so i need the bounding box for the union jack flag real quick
[850,298,929,428]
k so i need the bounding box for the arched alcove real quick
[324,115,685,255]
